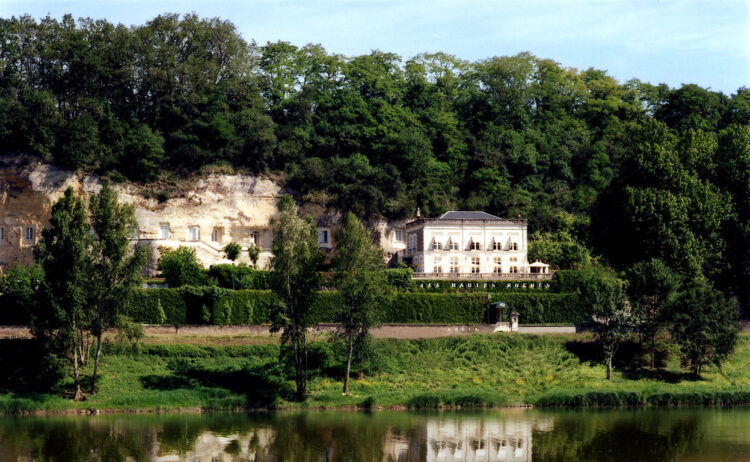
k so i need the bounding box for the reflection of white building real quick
[403,211,551,280]
[424,417,535,462]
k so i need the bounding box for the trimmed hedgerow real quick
[382,293,490,323]
[499,293,583,324]
[207,265,271,290]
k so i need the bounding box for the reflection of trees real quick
[0,417,155,461]
[531,410,707,462]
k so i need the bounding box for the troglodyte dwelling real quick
[0,156,548,279]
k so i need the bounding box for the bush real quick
[223,242,242,261]
[383,293,490,323]
[159,247,208,287]
[385,268,414,290]
[207,264,271,290]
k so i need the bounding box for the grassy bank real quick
[1,333,749,413]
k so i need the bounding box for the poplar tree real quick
[88,181,148,393]
[332,212,390,394]
[32,188,93,400]
[269,195,322,400]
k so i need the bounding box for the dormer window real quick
[492,240,502,251]
[448,239,459,251]
[432,239,442,250]
[470,240,481,251]
[510,242,519,251]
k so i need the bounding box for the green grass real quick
[1,333,749,413]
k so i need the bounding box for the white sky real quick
[2,0,748,95]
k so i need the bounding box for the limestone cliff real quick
[0,155,408,275]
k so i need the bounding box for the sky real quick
[1,0,748,95]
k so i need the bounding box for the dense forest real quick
[1,14,749,309]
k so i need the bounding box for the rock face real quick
[0,155,408,275]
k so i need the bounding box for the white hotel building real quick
[403,211,551,279]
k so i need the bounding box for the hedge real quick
[125,288,498,325]
[498,293,584,324]
[207,265,271,290]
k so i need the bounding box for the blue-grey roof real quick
[438,211,504,220]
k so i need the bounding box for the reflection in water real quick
[0,409,749,461]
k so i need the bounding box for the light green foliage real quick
[158,247,207,287]
[154,298,167,325]
[332,212,391,392]
[269,194,323,399]
[247,245,261,267]
[223,242,241,261]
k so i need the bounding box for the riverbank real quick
[1,333,749,414]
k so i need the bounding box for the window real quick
[318,229,329,244]
[250,230,259,245]
[470,240,481,251]
[408,235,417,251]
[510,266,519,274]
[394,229,403,242]
[449,239,459,251]
[24,227,34,241]
[211,228,221,242]
[0,227,4,241]
[159,224,170,240]
[471,257,480,273]
[492,240,502,251]
[432,239,442,250]
[433,256,443,273]
[510,256,518,262]
[449,256,459,273]
[188,226,199,241]
[493,256,502,273]
[510,242,519,251]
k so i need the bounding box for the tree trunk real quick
[91,311,103,394]
[343,329,354,394]
[650,328,656,370]
[606,355,612,380]
[73,336,83,401]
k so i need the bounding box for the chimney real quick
[416,207,421,218]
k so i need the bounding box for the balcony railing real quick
[412,272,554,281]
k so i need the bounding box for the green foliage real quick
[384,268,414,290]
[222,242,241,261]
[269,195,324,399]
[207,264,270,290]
[0,264,43,325]
[247,245,261,267]
[158,247,208,287]
[671,280,740,376]
[500,293,582,324]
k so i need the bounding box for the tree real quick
[332,212,390,394]
[32,187,93,400]
[671,281,740,376]
[626,259,680,369]
[223,242,241,261]
[247,244,261,267]
[88,181,148,393]
[269,195,323,400]
[581,269,633,379]
[158,247,206,287]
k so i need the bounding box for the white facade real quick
[403,211,550,279]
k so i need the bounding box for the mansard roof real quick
[406,210,526,228]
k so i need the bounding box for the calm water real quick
[0,408,748,461]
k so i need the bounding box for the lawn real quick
[1,333,749,413]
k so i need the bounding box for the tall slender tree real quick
[88,182,148,393]
[332,212,390,394]
[32,187,93,400]
[269,195,322,400]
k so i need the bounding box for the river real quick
[0,408,748,461]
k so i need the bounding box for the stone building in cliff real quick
[0,156,410,276]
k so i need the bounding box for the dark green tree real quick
[269,195,323,400]
[671,281,740,376]
[332,212,391,394]
[247,244,261,267]
[88,181,148,393]
[32,187,93,400]
[158,247,206,287]
[626,259,681,369]
[223,242,241,261]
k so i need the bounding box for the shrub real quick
[385,268,414,290]
[500,293,583,324]
[223,242,241,261]
[158,247,208,287]
[207,264,270,290]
